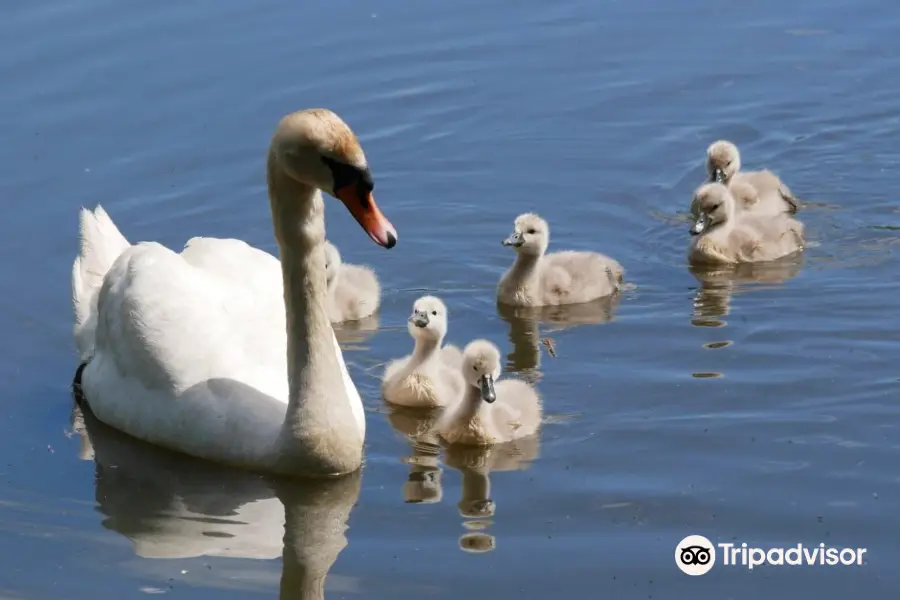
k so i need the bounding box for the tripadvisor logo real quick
[675,535,716,576]
[675,535,867,575]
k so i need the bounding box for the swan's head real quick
[706,140,741,184]
[323,240,341,287]
[270,109,397,248]
[503,213,549,256]
[461,339,502,404]
[690,183,735,236]
[407,296,450,341]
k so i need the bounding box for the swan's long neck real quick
[508,252,541,289]
[267,153,363,475]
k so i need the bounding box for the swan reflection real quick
[71,402,360,599]
[497,295,620,375]
[689,256,804,327]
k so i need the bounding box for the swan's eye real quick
[431,311,437,316]
[527,228,536,235]
[322,156,374,196]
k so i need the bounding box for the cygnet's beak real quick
[409,311,429,328]
[479,374,496,403]
[690,212,710,236]
[502,231,524,247]
[408,470,438,483]
[713,168,726,184]
[335,182,398,249]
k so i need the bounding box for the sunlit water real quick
[1,0,899,597]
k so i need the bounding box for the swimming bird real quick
[497,213,623,307]
[436,339,542,446]
[71,108,397,477]
[381,296,464,408]
[689,182,804,265]
[706,140,799,216]
[323,240,381,323]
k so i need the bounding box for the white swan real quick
[71,108,398,477]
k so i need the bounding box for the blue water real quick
[1,0,899,597]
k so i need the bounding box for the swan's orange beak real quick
[335,184,397,249]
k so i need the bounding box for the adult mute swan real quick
[71,108,397,478]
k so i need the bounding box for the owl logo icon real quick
[675,535,716,575]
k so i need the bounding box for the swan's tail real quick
[72,205,131,361]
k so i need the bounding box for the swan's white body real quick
[74,212,364,462]
[71,109,397,477]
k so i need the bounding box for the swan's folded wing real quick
[93,240,289,399]
[182,237,284,299]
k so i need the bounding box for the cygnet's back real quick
[689,183,805,265]
[324,240,381,323]
[706,140,799,217]
[436,339,542,446]
[497,213,623,308]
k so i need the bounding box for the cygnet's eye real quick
[431,310,438,316]
[711,203,721,211]
[472,365,477,371]
[527,228,536,235]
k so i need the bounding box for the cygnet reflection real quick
[442,435,541,553]
[689,256,804,327]
[497,295,620,375]
[385,406,444,504]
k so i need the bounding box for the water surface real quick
[1,0,899,597]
